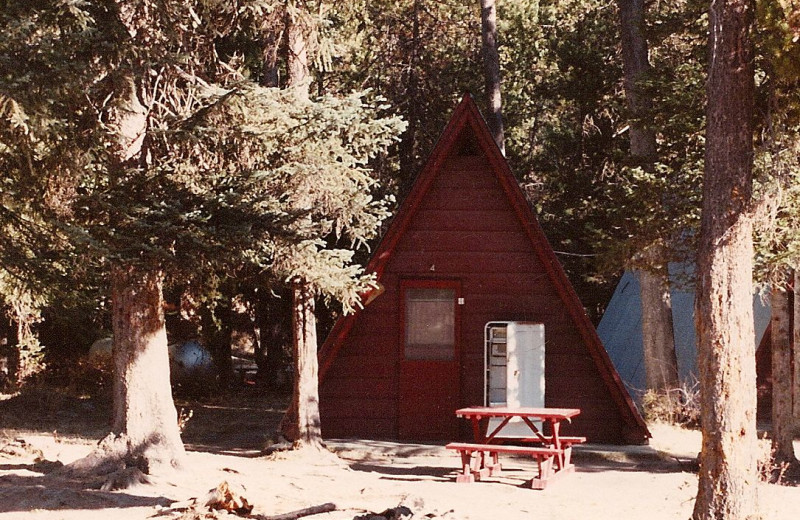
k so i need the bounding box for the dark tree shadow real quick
[349,462,454,480]
[0,470,172,513]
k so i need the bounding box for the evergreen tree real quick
[693,0,759,516]
[0,0,403,483]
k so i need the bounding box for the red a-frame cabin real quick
[318,95,650,444]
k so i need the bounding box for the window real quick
[404,286,456,360]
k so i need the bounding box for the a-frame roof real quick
[319,93,649,441]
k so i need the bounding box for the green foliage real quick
[168,85,406,310]
[0,0,406,331]
[500,0,705,305]
[752,1,800,287]
[328,0,481,185]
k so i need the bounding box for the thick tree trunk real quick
[64,266,184,485]
[794,271,800,433]
[770,281,797,463]
[692,0,758,517]
[282,280,323,449]
[62,72,185,485]
[617,0,678,395]
[638,252,679,393]
[480,0,505,155]
[110,266,185,468]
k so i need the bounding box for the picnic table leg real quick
[468,416,502,476]
[456,449,475,483]
[550,420,565,470]
[486,451,503,476]
[469,416,486,443]
[529,453,555,490]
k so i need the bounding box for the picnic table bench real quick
[448,407,584,489]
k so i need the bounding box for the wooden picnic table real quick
[446,406,584,489]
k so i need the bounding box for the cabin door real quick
[398,280,461,440]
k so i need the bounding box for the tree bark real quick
[62,72,185,484]
[617,0,678,395]
[480,0,505,155]
[397,0,420,189]
[692,0,758,517]
[110,266,185,470]
[282,279,323,448]
[770,280,797,464]
[201,296,234,391]
[638,252,679,392]
[794,271,800,434]
[286,2,310,100]
[65,266,185,482]
[617,0,657,162]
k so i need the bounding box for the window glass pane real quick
[405,287,455,360]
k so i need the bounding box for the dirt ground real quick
[0,388,798,520]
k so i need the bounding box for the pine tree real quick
[0,0,404,483]
[693,0,759,516]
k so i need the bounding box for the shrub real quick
[642,381,700,427]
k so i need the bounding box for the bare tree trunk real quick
[771,280,797,463]
[617,0,657,162]
[201,296,234,391]
[692,0,758,517]
[286,2,310,100]
[794,271,800,434]
[617,0,678,395]
[62,73,185,487]
[65,266,184,485]
[4,308,42,388]
[480,0,505,155]
[110,266,185,468]
[639,253,679,392]
[284,279,323,448]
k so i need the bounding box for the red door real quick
[398,280,461,440]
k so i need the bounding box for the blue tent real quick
[597,264,771,402]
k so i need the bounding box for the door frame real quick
[397,278,462,440]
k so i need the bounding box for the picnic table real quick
[446,406,585,490]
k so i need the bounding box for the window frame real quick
[399,279,462,362]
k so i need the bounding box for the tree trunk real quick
[617,0,678,395]
[398,0,422,189]
[638,252,679,393]
[794,271,800,434]
[692,0,758,517]
[480,0,505,155]
[277,4,323,449]
[282,279,323,449]
[111,266,185,468]
[617,0,657,162]
[286,2,310,100]
[770,280,797,463]
[62,73,185,485]
[64,266,184,484]
[201,297,234,391]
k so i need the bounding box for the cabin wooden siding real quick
[320,152,628,443]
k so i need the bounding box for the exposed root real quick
[93,466,152,491]
[58,432,181,490]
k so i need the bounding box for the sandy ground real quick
[0,392,798,520]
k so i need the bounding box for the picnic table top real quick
[455,406,581,420]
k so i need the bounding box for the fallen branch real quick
[254,502,337,520]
